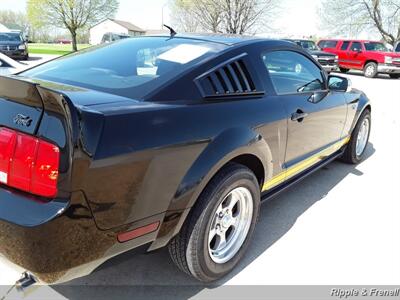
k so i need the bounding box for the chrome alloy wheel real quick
[356,117,370,156]
[208,187,253,264]
[365,65,375,77]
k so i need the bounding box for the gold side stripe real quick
[262,136,350,192]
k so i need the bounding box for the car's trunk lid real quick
[0,76,43,135]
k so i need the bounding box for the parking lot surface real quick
[23,54,59,68]
[0,59,399,299]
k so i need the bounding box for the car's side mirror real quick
[328,75,352,92]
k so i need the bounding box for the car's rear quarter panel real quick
[76,95,287,231]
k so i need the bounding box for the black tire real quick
[389,74,400,79]
[339,67,349,73]
[168,163,260,282]
[363,62,378,78]
[340,109,371,164]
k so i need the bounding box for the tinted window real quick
[364,42,389,52]
[296,40,319,51]
[396,43,400,52]
[350,42,362,51]
[262,50,325,95]
[341,41,350,50]
[0,32,22,42]
[319,40,337,49]
[22,37,226,99]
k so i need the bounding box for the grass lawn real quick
[28,43,92,55]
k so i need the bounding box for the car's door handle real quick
[291,109,308,122]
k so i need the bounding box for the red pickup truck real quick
[318,39,400,78]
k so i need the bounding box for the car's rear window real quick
[22,37,226,99]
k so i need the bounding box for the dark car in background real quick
[285,39,338,73]
[0,31,28,60]
[0,35,371,285]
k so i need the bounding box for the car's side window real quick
[262,50,325,95]
[350,42,362,52]
[395,43,400,52]
[341,41,350,50]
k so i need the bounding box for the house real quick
[0,23,9,32]
[89,19,145,45]
[144,29,170,36]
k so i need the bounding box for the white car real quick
[0,52,26,75]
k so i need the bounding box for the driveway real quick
[0,72,399,299]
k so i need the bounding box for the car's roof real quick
[144,33,277,46]
[285,39,314,42]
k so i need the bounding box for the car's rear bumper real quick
[0,187,161,284]
[0,188,69,227]
[377,63,400,74]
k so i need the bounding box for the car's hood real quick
[308,50,336,57]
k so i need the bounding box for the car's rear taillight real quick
[0,127,60,198]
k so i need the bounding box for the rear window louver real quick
[195,54,264,99]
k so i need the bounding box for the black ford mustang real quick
[0,34,371,284]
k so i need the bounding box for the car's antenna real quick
[163,24,177,38]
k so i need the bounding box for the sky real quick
[0,0,377,39]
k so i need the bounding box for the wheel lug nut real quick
[219,212,224,218]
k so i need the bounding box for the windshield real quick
[296,40,319,51]
[21,37,226,99]
[0,32,22,42]
[364,42,389,52]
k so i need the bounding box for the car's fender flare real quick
[350,92,371,133]
[148,127,273,250]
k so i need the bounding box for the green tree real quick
[27,0,119,51]
[0,10,30,33]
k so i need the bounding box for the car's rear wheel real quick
[340,109,371,164]
[168,163,260,282]
[389,74,400,79]
[363,62,378,78]
[339,67,349,73]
